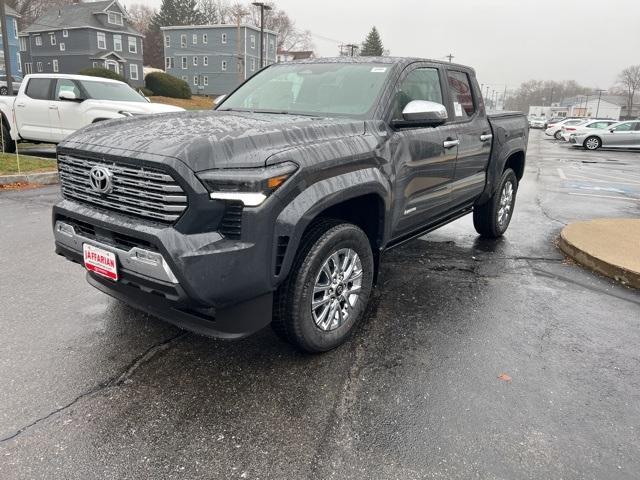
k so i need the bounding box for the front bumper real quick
[53,200,274,339]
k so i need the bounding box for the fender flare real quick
[273,167,390,281]
[477,145,526,205]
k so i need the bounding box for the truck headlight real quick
[197,162,298,207]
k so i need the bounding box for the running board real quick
[385,205,474,251]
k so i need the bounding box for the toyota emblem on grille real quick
[88,166,114,194]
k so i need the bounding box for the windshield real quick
[80,80,147,103]
[218,63,393,118]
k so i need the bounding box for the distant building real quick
[277,50,314,62]
[529,95,639,121]
[0,5,22,77]
[161,25,277,95]
[19,1,144,86]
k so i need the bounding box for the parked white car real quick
[528,116,546,129]
[545,118,587,140]
[0,74,183,152]
[570,120,640,150]
[0,75,22,96]
[560,119,618,142]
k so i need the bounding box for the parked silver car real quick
[0,75,22,95]
[571,120,640,150]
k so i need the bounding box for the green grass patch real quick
[0,153,57,176]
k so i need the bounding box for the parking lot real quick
[1,130,639,479]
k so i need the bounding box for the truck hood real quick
[60,110,365,171]
[83,99,184,114]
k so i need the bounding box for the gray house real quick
[20,0,144,86]
[161,25,277,95]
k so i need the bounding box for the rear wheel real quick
[554,130,563,140]
[0,87,8,96]
[583,136,601,150]
[272,219,374,353]
[1,119,16,153]
[473,169,518,238]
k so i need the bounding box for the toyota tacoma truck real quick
[52,57,528,353]
[0,74,183,152]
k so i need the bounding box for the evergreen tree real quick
[360,26,384,57]
[151,0,206,29]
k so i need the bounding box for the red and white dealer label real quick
[83,244,118,281]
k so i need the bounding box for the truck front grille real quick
[58,154,188,224]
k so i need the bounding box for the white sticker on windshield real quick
[454,102,463,117]
[371,67,387,73]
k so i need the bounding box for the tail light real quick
[565,127,576,131]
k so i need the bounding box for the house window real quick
[16,53,22,72]
[181,76,187,81]
[222,33,227,44]
[129,64,139,81]
[237,61,241,72]
[251,58,255,71]
[13,19,18,39]
[63,29,68,38]
[25,63,32,74]
[181,34,186,48]
[193,56,198,66]
[35,35,42,46]
[165,57,174,69]
[53,60,59,72]
[202,34,207,44]
[108,11,123,26]
[37,62,43,72]
[165,35,170,47]
[97,32,106,49]
[192,34,197,44]
[92,61,98,68]
[128,37,137,54]
[203,56,208,66]
[60,43,65,51]
[113,35,122,51]
[49,33,56,46]
[221,60,227,71]
[193,76,198,85]
[181,56,187,69]
[203,76,208,86]
[250,35,255,48]
[19,37,27,52]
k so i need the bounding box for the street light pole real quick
[252,2,272,69]
[0,0,14,95]
[595,89,605,117]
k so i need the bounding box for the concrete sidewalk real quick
[559,219,640,288]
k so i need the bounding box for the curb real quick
[558,226,640,289]
[0,171,59,186]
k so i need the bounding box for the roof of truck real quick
[283,56,476,74]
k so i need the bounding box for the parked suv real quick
[52,57,528,352]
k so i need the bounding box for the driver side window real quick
[612,123,633,132]
[393,67,443,119]
[55,79,80,100]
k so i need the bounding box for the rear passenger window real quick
[447,70,475,120]
[393,68,443,119]
[25,78,52,100]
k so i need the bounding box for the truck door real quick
[14,78,56,143]
[388,65,457,238]
[444,69,491,206]
[49,79,86,143]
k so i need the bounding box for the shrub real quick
[145,72,191,99]
[77,67,126,83]
[138,87,155,97]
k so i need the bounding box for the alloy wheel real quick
[585,137,600,150]
[497,181,514,227]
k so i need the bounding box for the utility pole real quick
[252,2,272,68]
[502,85,508,110]
[595,89,605,117]
[446,53,454,63]
[0,0,13,95]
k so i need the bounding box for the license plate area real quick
[83,243,118,281]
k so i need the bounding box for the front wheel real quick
[583,136,602,150]
[1,120,16,153]
[554,130,563,140]
[0,87,8,96]
[272,219,374,353]
[473,169,518,238]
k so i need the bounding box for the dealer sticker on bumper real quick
[83,244,118,281]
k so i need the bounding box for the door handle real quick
[16,103,25,107]
[443,139,459,149]
[480,134,493,142]
[49,105,58,110]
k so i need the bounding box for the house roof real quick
[160,24,277,36]
[5,5,21,18]
[22,0,141,36]
[277,50,314,60]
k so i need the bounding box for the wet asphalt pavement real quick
[1,131,639,479]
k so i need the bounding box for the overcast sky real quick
[121,0,640,92]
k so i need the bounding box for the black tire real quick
[1,119,16,153]
[473,168,518,238]
[554,130,562,140]
[583,136,602,151]
[272,219,374,353]
[0,86,8,96]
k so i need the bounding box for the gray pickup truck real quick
[52,57,528,352]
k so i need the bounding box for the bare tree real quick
[7,0,74,27]
[246,2,313,52]
[617,65,640,118]
[126,3,155,34]
[198,0,235,23]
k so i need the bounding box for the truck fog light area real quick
[197,162,298,207]
[56,222,76,237]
